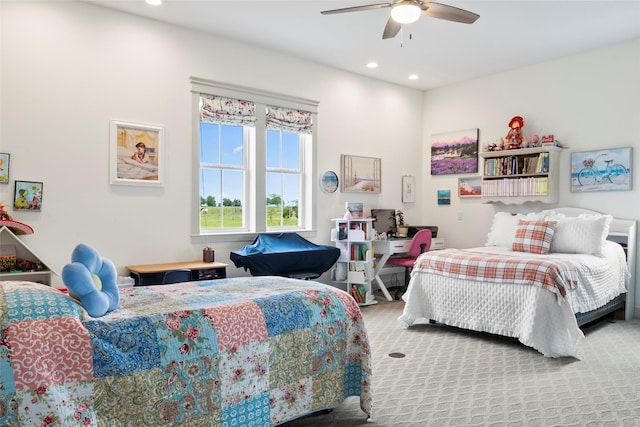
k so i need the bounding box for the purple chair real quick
[385,229,432,300]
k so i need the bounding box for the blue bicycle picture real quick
[571,148,632,193]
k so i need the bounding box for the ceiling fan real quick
[321,0,480,40]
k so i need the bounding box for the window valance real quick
[267,105,313,134]
[200,95,256,126]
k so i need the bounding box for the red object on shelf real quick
[0,220,34,235]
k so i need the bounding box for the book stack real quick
[349,284,367,304]
[350,244,369,261]
[481,177,549,197]
[483,152,549,176]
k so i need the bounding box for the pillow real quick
[511,220,557,254]
[550,214,612,256]
[485,212,545,247]
[62,244,120,317]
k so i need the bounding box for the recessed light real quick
[366,62,379,69]
[146,0,162,5]
[408,74,419,80]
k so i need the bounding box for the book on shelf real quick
[350,244,369,261]
[481,176,548,197]
[337,223,348,240]
[349,284,367,304]
[349,286,360,303]
[484,151,550,177]
[535,152,549,173]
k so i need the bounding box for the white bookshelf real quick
[330,218,377,306]
[480,146,562,204]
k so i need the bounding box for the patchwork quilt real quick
[0,277,372,426]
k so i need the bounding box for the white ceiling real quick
[87,0,640,91]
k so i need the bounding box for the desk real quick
[126,261,228,285]
[372,237,444,301]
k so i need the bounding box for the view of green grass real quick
[200,206,298,229]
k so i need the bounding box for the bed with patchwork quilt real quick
[0,277,372,426]
[400,207,636,359]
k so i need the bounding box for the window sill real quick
[191,229,317,245]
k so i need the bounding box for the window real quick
[266,129,305,228]
[192,78,318,238]
[199,122,248,230]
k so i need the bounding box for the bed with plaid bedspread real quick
[0,277,372,426]
[413,249,579,298]
[401,243,628,358]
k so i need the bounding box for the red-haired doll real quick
[505,116,524,149]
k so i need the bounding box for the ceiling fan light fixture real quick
[391,3,421,24]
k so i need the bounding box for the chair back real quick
[408,229,432,257]
[162,269,192,284]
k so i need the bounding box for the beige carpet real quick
[284,297,640,426]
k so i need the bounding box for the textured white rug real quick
[284,298,640,426]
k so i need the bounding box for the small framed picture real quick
[0,153,9,184]
[14,181,43,211]
[437,189,451,205]
[402,175,416,203]
[320,170,339,193]
[458,176,482,198]
[110,120,164,187]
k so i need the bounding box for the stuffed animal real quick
[62,243,119,317]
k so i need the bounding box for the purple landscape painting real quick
[430,129,479,175]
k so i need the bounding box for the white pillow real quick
[550,214,612,256]
[485,212,545,247]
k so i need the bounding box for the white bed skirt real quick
[399,273,585,358]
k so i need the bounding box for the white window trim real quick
[190,77,319,243]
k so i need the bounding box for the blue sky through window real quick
[200,123,301,206]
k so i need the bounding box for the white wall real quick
[421,39,640,314]
[0,2,424,286]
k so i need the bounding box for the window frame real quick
[191,77,318,243]
[266,129,306,230]
[198,122,250,232]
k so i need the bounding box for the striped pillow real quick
[512,220,557,254]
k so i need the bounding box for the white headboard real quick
[553,207,637,320]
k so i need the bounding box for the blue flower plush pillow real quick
[62,244,119,317]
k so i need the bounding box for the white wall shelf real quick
[480,146,562,204]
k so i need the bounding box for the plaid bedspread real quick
[0,278,371,426]
[414,249,579,298]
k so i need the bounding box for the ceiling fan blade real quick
[423,2,480,24]
[382,17,401,39]
[321,3,392,15]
